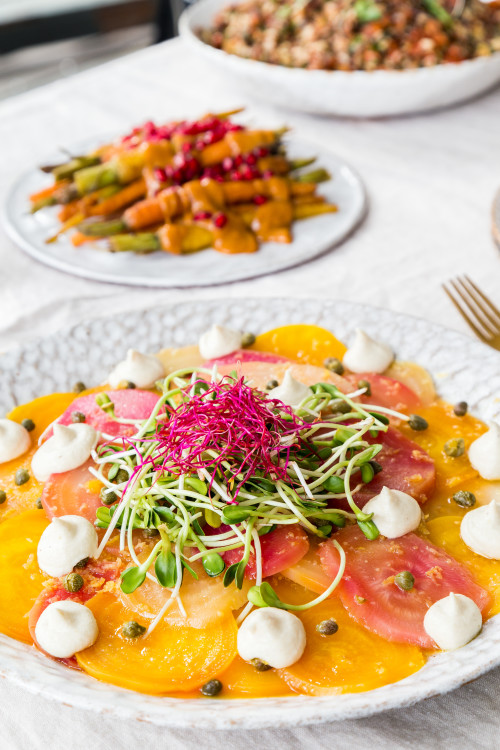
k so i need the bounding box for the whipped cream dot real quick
[35,600,98,658]
[107,349,165,389]
[268,370,310,408]
[237,607,306,669]
[31,423,98,482]
[461,500,500,559]
[362,486,422,538]
[468,423,500,481]
[198,325,242,360]
[423,593,482,650]
[0,419,31,464]
[342,329,394,374]
[37,515,98,577]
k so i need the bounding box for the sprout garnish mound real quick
[90,367,406,633]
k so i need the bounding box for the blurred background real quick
[0,0,190,100]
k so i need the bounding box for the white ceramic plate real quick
[2,137,366,288]
[2,298,500,729]
[179,0,500,118]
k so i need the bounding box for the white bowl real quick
[179,0,500,117]
[3,298,500,728]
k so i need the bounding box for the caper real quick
[453,401,468,417]
[332,401,351,415]
[323,357,344,375]
[142,528,160,538]
[394,571,415,591]
[21,418,35,432]
[73,381,86,393]
[443,438,465,458]
[71,411,86,423]
[0,490,6,504]
[113,469,129,484]
[357,379,371,397]
[453,490,476,509]
[122,620,146,638]
[316,618,339,636]
[100,488,118,506]
[241,332,256,348]
[64,572,84,593]
[74,557,89,569]
[408,414,428,431]
[35,497,43,509]
[266,379,279,391]
[200,679,223,697]
[251,658,272,671]
[15,468,30,486]
[125,381,136,389]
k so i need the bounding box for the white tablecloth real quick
[1,37,500,750]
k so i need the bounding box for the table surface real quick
[1,36,500,750]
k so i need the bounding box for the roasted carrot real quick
[29,181,69,204]
[87,179,146,218]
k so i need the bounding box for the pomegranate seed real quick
[240,166,254,180]
[245,153,257,166]
[193,211,212,221]
[153,167,167,182]
[181,142,192,153]
[214,175,225,182]
[222,157,234,171]
[214,213,228,228]
[230,171,242,181]
[253,194,268,206]
[194,140,205,151]
[255,147,270,158]
[164,166,173,179]
[233,155,243,167]
[226,124,244,132]
[262,170,274,179]
[172,169,183,183]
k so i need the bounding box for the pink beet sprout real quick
[143,376,308,499]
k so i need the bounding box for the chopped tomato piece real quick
[346,372,421,412]
[222,524,309,579]
[353,427,436,508]
[320,526,490,648]
[41,459,102,521]
[57,389,160,437]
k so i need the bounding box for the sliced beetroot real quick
[353,427,436,508]
[57,389,160,437]
[221,524,309,580]
[204,349,291,367]
[320,526,490,648]
[345,373,421,412]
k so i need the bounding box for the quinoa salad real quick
[200,0,500,72]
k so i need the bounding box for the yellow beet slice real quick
[386,361,437,405]
[427,516,500,617]
[1,393,76,521]
[0,509,49,642]
[272,578,425,695]
[77,592,238,693]
[218,655,290,697]
[250,324,347,366]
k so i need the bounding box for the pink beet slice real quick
[204,349,291,367]
[58,390,160,437]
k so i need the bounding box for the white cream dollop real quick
[35,600,99,658]
[37,515,98,577]
[198,324,243,361]
[461,500,500,559]
[423,593,482,650]
[31,423,98,483]
[237,607,306,669]
[362,486,422,539]
[107,348,165,389]
[468,423,500,480]
[342,329,394,374]
[268,370,310,408]
[0,419,31,464]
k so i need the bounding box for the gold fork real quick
[442,276,500,351]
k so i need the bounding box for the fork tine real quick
[453,277,499,336]
[443,283,489,343]
[463,275,500,324]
